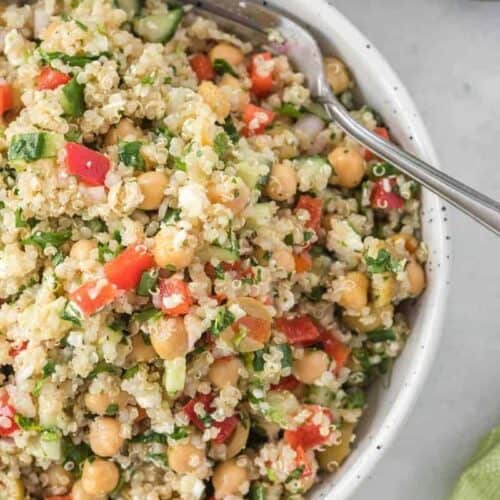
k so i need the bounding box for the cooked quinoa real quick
[0,1,427,499]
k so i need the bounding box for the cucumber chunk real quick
[244,203,274,229]
[115,0,142,19]
[8,132,63,162]
[60,78,85,117]
[133,8,183,43]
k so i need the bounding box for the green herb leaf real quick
[22,230,71,250]
[173,156,187,172]
[59,300,82,327]
[223,117,239,143]
[214,132,230,158]
[136,269,158,296]
[163,207,181,224]
[367,328,396,343]
[15,415,39,431]
[42,360,56,378]
[130,431,168,444]
[118,141,145,170]
[252,349,265,371]
[105,403,119,416]
[249,483,267,500]
[365,249,404,274]
[345,388,365,409]
[276,102,302,119]
[85,217,107,233]
[370,162,399,178]
[304,285,326,302]
[213,58,238,77]
[284,233,294,246]
[88,361,120,379]
[132,307,162,323]
[61,78,85,117]
[286,465,305,482]
[63,439,92,470]
[146,452,168,466]
[14,208,38,229]
[140,74,155,85]
[123,365,139,380]
[40,50,109,67]
[209,307,235,336]
[276,344,292,368]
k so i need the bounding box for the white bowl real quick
[266,1,451,498]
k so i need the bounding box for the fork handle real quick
[320,98,500,236]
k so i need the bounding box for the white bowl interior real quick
[266,1,451,498]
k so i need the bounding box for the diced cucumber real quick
[60,78,85,117]
[133,9,183,43]
[8,132,63,163]
[40,435,63,461]
[244,203,274,229]
[114,0,142,19]
[236,161,270,189]
[260,390,300,428]
[163,357,186,394]
[305,385,334,407]
[197,245,239,263]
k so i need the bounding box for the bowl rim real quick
[265,0,452,498]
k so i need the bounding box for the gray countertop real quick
[328,1,500,499]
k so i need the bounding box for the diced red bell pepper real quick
[293,445,313,477]
[364,127,390,161]
[284,405,333,450]
[0,390,18,437]
[213,415,238,444]
[294,251,312,273]
[69,279,119,316]
[104,244,154,291]
[8,341,27,358]
[65,142,111,186]
[183,393,215,430]
[190,53,215,82]
[249,52,273,97]
[37,66,71,90]
[318,326,351,375]
[275,315,320,345]
[44,496,72,500]
[242,104,275,136]
[271,375,301,391]
[233,315,271,345]
[295,195,323,234]
[370,177,405,210]
[205,260,253,280]
[153,278,192,316]
[0,83,13,115]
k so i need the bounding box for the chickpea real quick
[199,81,231,122]
[324,57,350,95]
[218,73,250,112]
[208,356,243,389]
[209,43,245,66]
[293,350,330,384]
[70,239,97,261]
[153,228,195,269]
[150,317,188,360]
[328,145,366,188]
[81,459,119,496]
[212,459,249,498]
[265,162,297,201]
[105,118,143,146]
[273,249,296,273]
[206,180,250,214]
[84,390,127,416]
[338,272,369,311]
[224,421,250,459]
[46,464,72,491]
[388,232,418,254]
[406,258,426,296]
[137,171,169,211]
[71,480,105,500]
[168,443,205,474]
[128,334,157,363]
[89,417,124,457]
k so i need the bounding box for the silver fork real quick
[181,0,500,235]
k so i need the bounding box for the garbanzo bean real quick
[218,73,250,112]
[293,350,330,384]
[265,162,297,201]
[273,249,296,273]
[153,228,195,269]
[167,443,205,474]
[105,118,143,146]
[199,81,231,122]
[224,421,250,459]
[212,459,249,498]
[207,179,251,214]
[338,271,369,310]
[81,459,119,496]
[46,464,72,491]
[89,417,124,457]
[324,57,350,94]
[208,356,243,389]
[84,390,127,416]
[71,479,105,500]
[388,232,418,254]
[137,171,168,211]
[128,333,157,363]
[406,258,425,296]
[70,239,97,261]
[209,43,244,66]
[328,145,365,188]
[150,317,188,360]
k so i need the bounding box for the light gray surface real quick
[327,1,500,499]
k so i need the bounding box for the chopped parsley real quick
[40,50,110,67]
[223,117,240,143]
[365,249,404,274]
[118,140,145,170]
[123,365,139,380]
[368,328,396,343]
[163,207,181,224]
[22,230,71,250]
[59,300,82,327]
[276,102,303,119]
[214,132,231,158]
[209,307,235,336]
[213,58,238,77]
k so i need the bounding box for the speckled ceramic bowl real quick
[265,0,451,498]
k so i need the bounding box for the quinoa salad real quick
[0,1,428,499]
